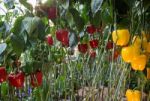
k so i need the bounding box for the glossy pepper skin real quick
[86,25,96,34]
[30,70,43,87]
[46,35,53,46]
[126,89,141,101]
[131,54,146,71]
[56,29,69,47]
[121,45,140,63]
[78,43,88,54]
[0,67,7,83]
[132,34,147,50]
[89,39,99,49]
[8,72,25,88]
[112,29,130,46]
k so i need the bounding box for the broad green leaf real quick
[101,3,113,24]
[22,17,45,40]
[22,17,39,35]
[91,0,103,14]
[10,34,25,56]
[69,31,78,48]
[1,82,8,97]
[69,8,85,32]
[19,0,33,11]
[3,0,15,9]
[22,62,33,74]
[11,16,24,35]
[0,43,7,55]
[90,10,101,27]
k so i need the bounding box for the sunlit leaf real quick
[0,43,7,55]
[91,0,103,14]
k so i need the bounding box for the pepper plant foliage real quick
[0,0,150,100]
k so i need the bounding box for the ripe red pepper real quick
[89,39,99,48]
[0,67,7,83]
[48,6,57,19]
[30,70,43,87]
[56,29,69,47]
[106,41,113,50]
[86,25,96,34]
[8,72,25,88]
[46,35,53,46]
[78,43,88,54]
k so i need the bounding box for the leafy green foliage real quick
[11,16,24,35]
[69,31,78,48]
[69,8,85,32]
[19,0,33,11]
[3,0,15,9]
[0,43,7,55]
[91,0,103,14]
[22,16,46,40]
[101,2,113,24]
[10,34,25,56]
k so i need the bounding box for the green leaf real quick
[10,34,25,56]
[55,75,66,93]
[22,17,46,40]
[90,10,101,27]
[3,0,15,9]
[103,25,110,40]
[0,43,7,55]
[69,8,85,32]
[19,0,33,11]
[69,31,78,48]
[101,3,113,24]
[11,16,24,35]
[91,0,103,14]
[1,82,8,97]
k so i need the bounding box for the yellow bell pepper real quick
[126,89,141,101]
[121,45,140,63]
[131,54,147,71]
[132,36,141,49]
[112,29,130,46]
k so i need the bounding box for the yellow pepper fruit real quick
[147,68,150,79]
[121,45,140,63]
[132,36,141,49]
[146,42,150,53]
[126,89,141,101]
[112,29,130,46]
[132,32,148,50]
[131,54,147,71]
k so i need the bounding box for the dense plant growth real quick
[0,0,150,100]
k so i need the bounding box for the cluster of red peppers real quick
[0,66,43,88]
